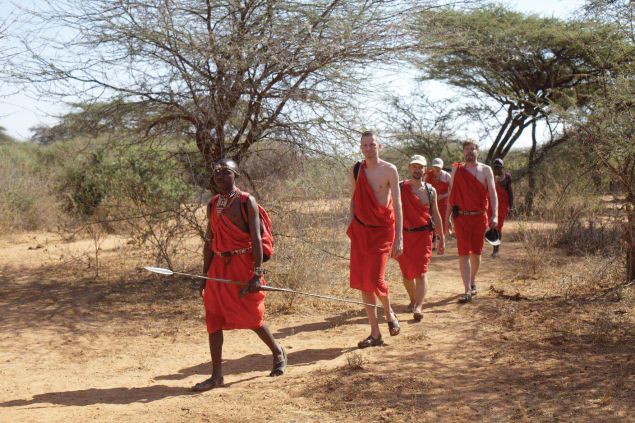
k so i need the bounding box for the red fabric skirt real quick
[454,214,487,256]
[203,253,265,333]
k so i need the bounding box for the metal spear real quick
[144,266,383,309]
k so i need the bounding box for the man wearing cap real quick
[425,158,451,252]
[445,140,498,303]
[490,158,513,257]
[193,158,286,392]
[347,130,403,348]
[397,155,445,321]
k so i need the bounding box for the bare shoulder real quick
[478,162,493,174]
[379,159,397,170]
[379,160,398,176]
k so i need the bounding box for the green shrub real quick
[0,143,62,232]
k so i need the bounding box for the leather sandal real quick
[358,335,384,349]
[387,310,401,336]
[269,347,287,377]
[458,293,472,304]
[192,376,224,392]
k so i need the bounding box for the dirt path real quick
[0,231,632,422]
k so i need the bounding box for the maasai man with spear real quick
[192,158,285,392]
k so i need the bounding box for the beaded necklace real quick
[216,188,239,215]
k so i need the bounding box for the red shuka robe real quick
[203,193,266,333]
[346,161,395,296]
[495,174,511,232]
[396,180,433,279]
[449,164,489,256]
[425,171,449,221]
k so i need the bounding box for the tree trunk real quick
[627,200,635,283]
[524,121,538,215]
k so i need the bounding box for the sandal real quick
[358,335,384,349]
[471,285,478,296]
[270,346,287,377]
[192,376,224,392]
[458,293,472,304]
[387,310,401,336]
[405,303,414,313]
[413,310,423,322]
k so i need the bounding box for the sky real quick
[0,0,587,142]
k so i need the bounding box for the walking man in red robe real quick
[397,155,445,321]
[445,141,498,303]
[425,158,451,252]
[491,158,513,257]
[347,130,403,348]
[193,159,285,391]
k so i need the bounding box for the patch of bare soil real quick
[0,225,633,422]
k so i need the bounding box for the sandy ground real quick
[0,226,633,422]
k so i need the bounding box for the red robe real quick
[396,180,433,279]
[203,193,266,333]
[425,171,449,222]
[487,173,511,233]
[495,174,511,232]
[347,161,395,296]
[449,164,489,256]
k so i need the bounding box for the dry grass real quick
[0,149,63,232]
[488,253,634,348]
[344,351,367,371]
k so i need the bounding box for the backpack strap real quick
[424,182,433,205]
[353,161,361,180]
[424,182,435,230]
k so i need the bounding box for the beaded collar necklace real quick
[216,188,239,215]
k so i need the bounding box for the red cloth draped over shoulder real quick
[347,161,395,296]
[449,164,488,212]
[203,192,265,333]
[396,180,433,279]
[425,171,449,217]
[450,164,488,256]
[490,174,511,232]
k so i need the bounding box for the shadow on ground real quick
[0,385,197,408]
[298,290,635,422]
[155,346,354,381]
[0,263,202,337]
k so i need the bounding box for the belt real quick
[215,247,252,257]
[458,210,484,216]
[404,225,432,232]
[354,215,384,228]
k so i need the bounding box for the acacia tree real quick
[17,0,434,173]
[412,6,631,164]
[384,92,462,163]
[580,78,635,282]
[566,0,635,282]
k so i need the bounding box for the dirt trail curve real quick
[0,232,632,422]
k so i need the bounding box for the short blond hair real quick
[360,130,378,140]
[462,139,479,150]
